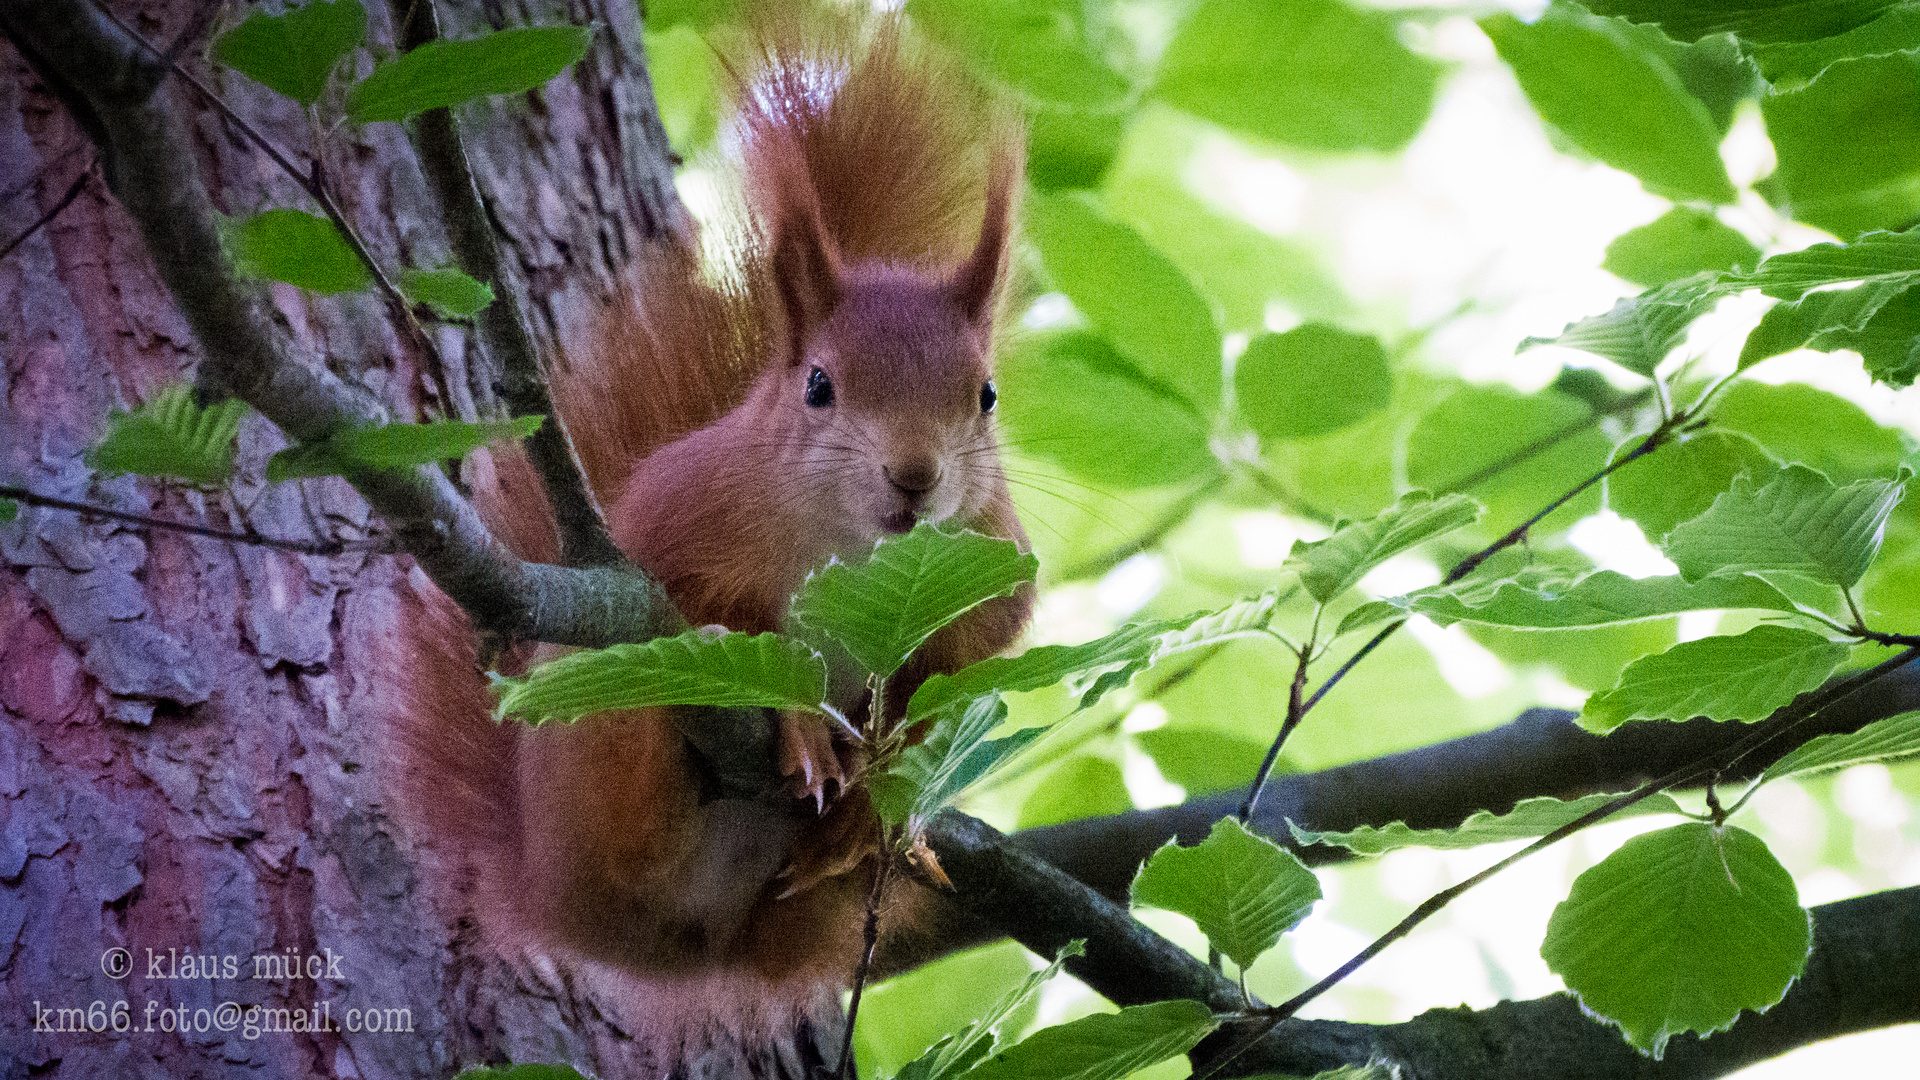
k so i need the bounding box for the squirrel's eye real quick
[804,366,834,408]
[979,379,997,414]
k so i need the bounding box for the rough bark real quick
[0,0,690,1075]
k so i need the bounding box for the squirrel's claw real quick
[778,713,848,811]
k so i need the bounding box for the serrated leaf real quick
[1153,0,1440,154]
[1604,208,1761,289]
[1283,491,1482,604]
[957,998,1217,1080]
[1581,0,1900,44]
[225,209,370,294]
[1520,273,1727,377]
[1607,429,1779,541]
[1236,324,1392,441]
[1288,792,1687,855]
[1736,278,1911,370]
[399,267,495,319]
[1578,625,1849,733]
[790,524,1036,680]
[1762,54,1920,238]
[1131,818,1320,970]
[1401,570,1804,628]
[1762,710,1920,782]
[1662,464,1909,587]
[494,630,828,724]
[870,696,1039,825]
[347,25,593,122]
[1751,5,1920,80]
[1745,224,1920,299]
[1481,6,1736,204]
[1541,823,1811,1059]
[1026,191,1223,411]
[267,415,542,480]
[86,383,249,485]
[213,0,366,106]
[891,941,1086,1080]
[906,621,1174,725]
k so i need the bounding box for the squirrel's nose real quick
[884,460,941,496]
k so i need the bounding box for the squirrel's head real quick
[765,142,1017,543]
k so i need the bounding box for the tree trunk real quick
[0,1,708,1075]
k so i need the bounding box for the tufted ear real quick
[762,132,845,366]
[949,137,1021,324]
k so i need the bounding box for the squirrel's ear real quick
[770,179,844,366]
[950,137,1021,323]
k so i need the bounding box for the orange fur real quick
[389,8,1031,1067]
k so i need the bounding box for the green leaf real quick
[906,620,1175,724]
[1017,756,1131,829]
[86,383,249,485]
[958,998,1217,1080]
[1746,225,1920,298]
[996,331,1216,488]
[1403,384,1613,531]
[398,267,495,319]
[906,0,1131,109]
[1401,570,1804,628]
[1026,192,1223,410]
[1708,380,1908,483]
[1136,727,1270,793]
[1662,464,1909,586]
[1236,324,1392,441]
[1282,492,1482,604]
[213,0,366,107]
[870,696,1040,825]
[1580,0,1903,43]
[347,25,593,122]
[267,415,542,480]
[1481,6,1736,203]
[456,1066,589,1080]
[0,498,15,523]
[1287,792,1687,855]
[642,0,737,33]
[225,209,370,294]
[1603,208,1761,288]
[1736,278,1912,370]
[1762,710,1920,782]
[789,524,1036,680]
[1154,0,1440,154]
[1520,272,1727,377]
[647,22,722,152]
[494,630,828,724]
[1763,55,1920,236]
[1541,823,1812,1058]
[1131,818,1320,970]
[891,941,1086,1080]
[1578,625,1850,733]
[1607,429,1779,541]
[1750,5,1920,80]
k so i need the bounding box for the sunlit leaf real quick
[86,383,249,485]
[1541,823,1811,1058]
[1751,6,1920,80]
[1136,727,1270,793]
[1018,756,1131,829]
[1398,570,1804,628]
[1607,429,1779,541]
[957,998,1217,1080]
[1287,792,1687,855]
[213,0,366,106]
[1578,625,1849,732]
[267,415,541,480]
[494,630,828,724]
[870,696,1040,825]
[891,941,1086,1080]
[1764,59,1920,238]
[1604,208,1760,288]
[1282,491,1482,604]
[348,25,593,122]
[1482,6,1735,203]
[225,209,370,294]
[907,0,1131,108]
[1746,224,1920,298]
[1236,324,1392,441]
[1154,0,1440,153]
[790,524,1036,680]
[1404,384,1612,531]
[1662,464,1909,587]
[1580,0,1901,43]
[906,620,1174,725]
[1761,710,1920,782]
[1520,273,1727,377]
[1132,818,1320,969]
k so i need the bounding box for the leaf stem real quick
[836,848,893,1080]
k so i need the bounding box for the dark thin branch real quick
[1238,641,1310,821]
[0,484,350,555]
[1435,387,1653,497]
[0,0,779,791]
[0,156,90,261]
[385,0,628,570]
[837,850,894,1080]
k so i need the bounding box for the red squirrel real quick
[389,10,1031,1069]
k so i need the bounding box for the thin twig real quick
[1194,643,1920,1079]
[835,849,893,1080]
[1238,640,1311,822]
[0,483,349,555]
[1434,388,1652,497]
[0,157,92,261]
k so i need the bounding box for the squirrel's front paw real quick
[778,713,850,811]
